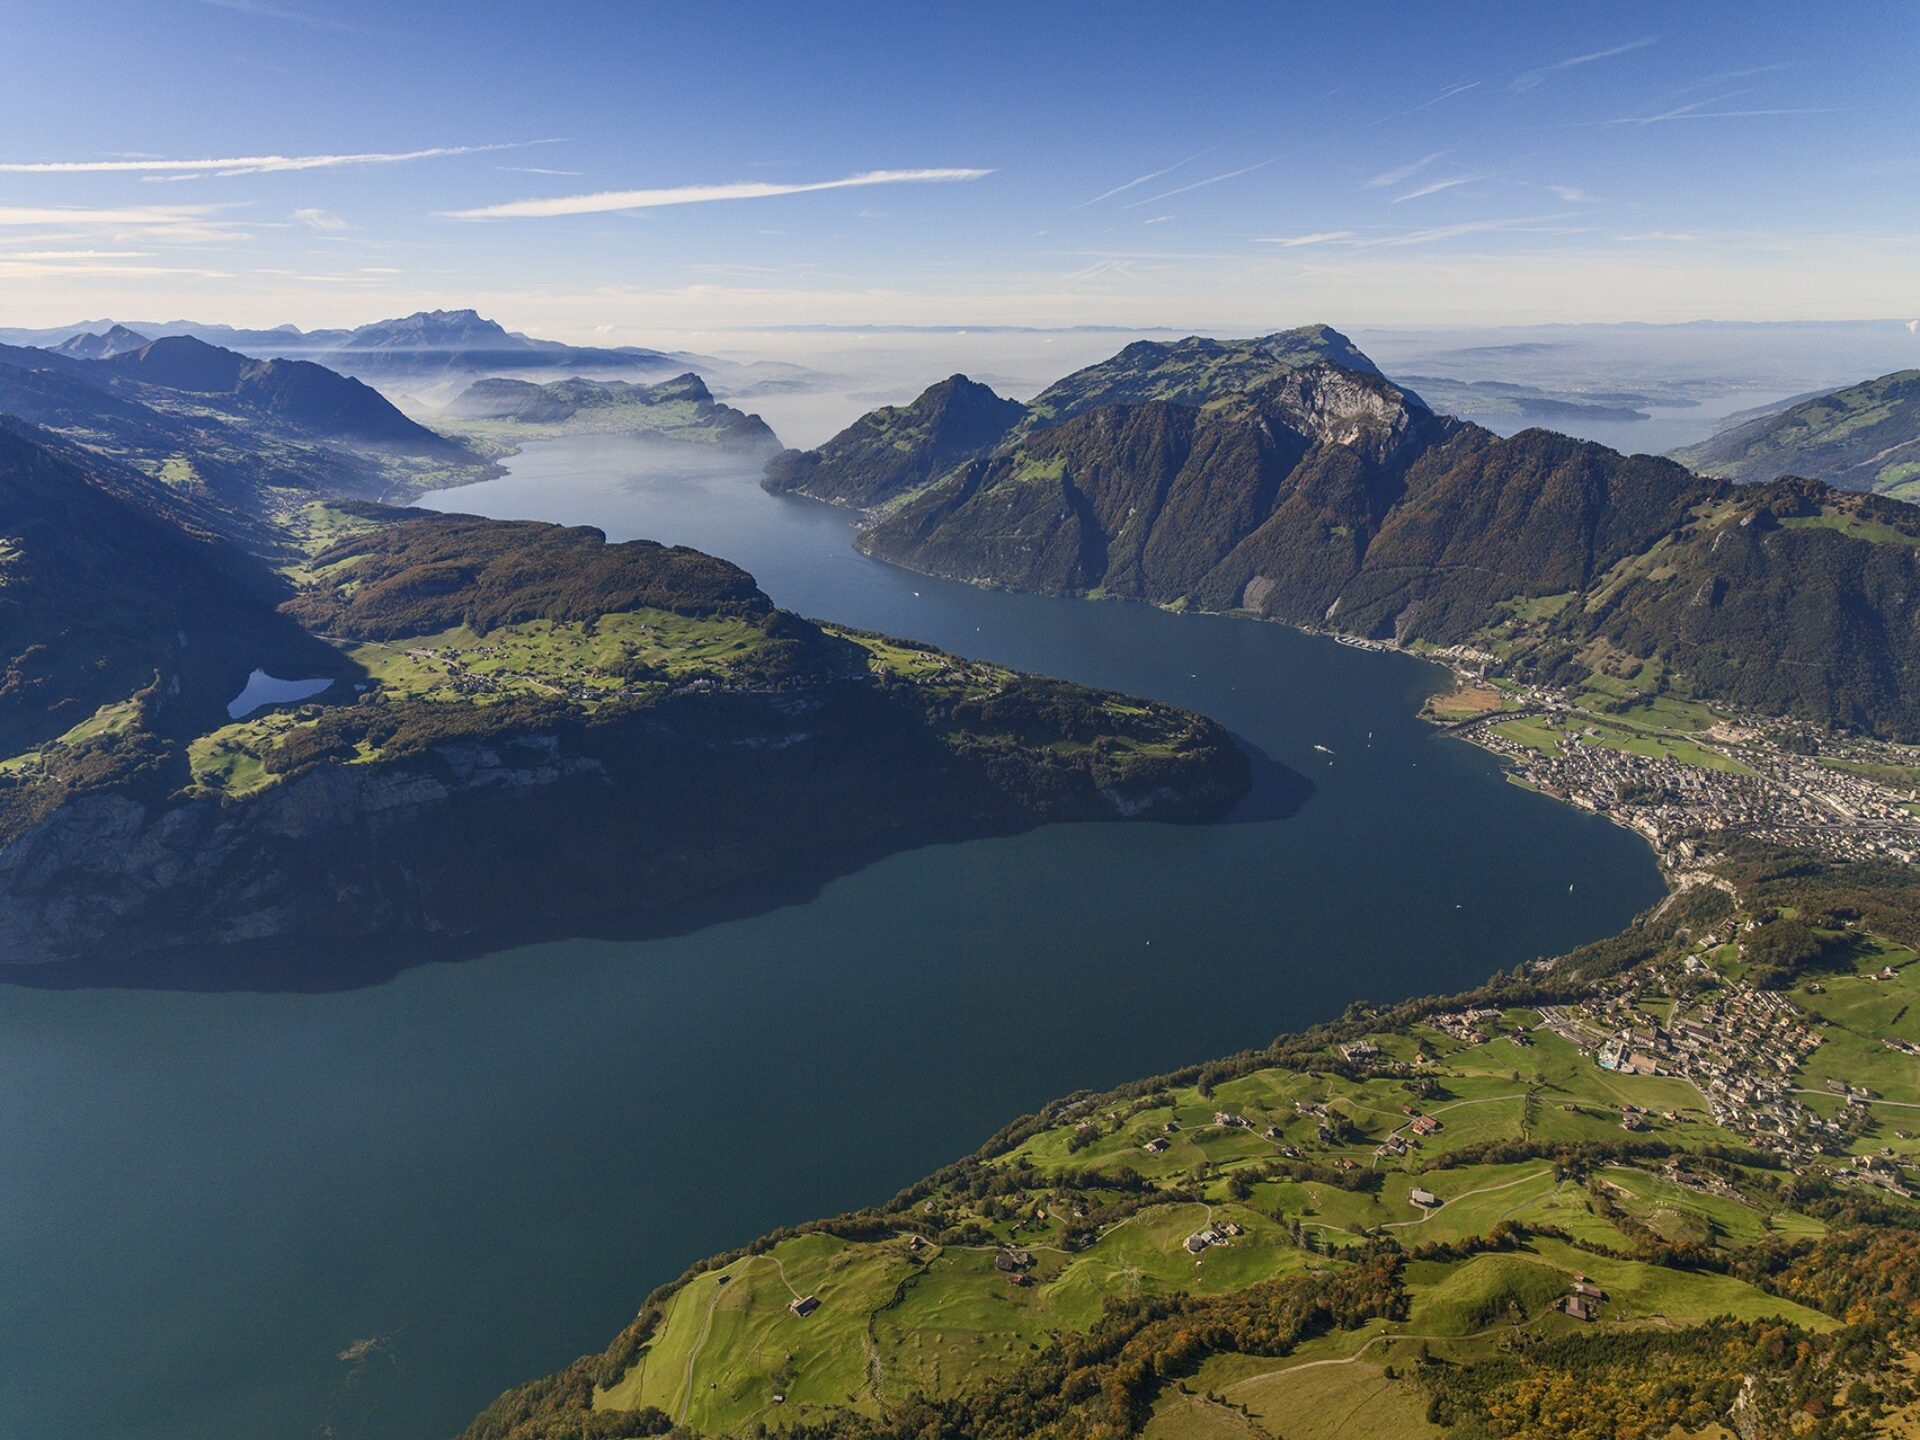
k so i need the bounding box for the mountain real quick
[768,326,1920,739]
[0,421,341,768]
[102,335,467,453]
[304,308,686,387]
[765,374,1026,506]
[1672,369,1920,497]
[441,372,782,453]
[0,417,1249,966]
[1019,323,1383,431]
[0,334,491,536]
[0,310,831,407]
[52,324,150,361]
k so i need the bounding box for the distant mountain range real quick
[1672,369,1920,498]
[0,309,820,402]
[769,326,1920,739]
[0,330,489,543]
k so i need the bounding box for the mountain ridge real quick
[767,326,1920,738]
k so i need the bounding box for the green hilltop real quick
[1674,369,1920,499]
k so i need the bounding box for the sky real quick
[1,0,1916,341]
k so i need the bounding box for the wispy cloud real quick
[0,248,154,259]
[1142,215,1173,225]
[191,0,358,31]
[1603,100,1841,126]
[1124,158,1277,208]
[1362,152,1445,189]
[1392,175,1484,203]
[447,168,992,220]
[497,165,582,176]
[1510,36,1658,93]
[1547,184,1598,203]
[1255,231,1354,247]
[0,203,237,226]
[1367,82,1479,129]
[292,207,347,230]
[0,143,533,178]
[1070,149,1211,209]
[0,258,231,278]
[1349,211,1583,249]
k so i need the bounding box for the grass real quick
[575,930,1920,1434]
[0,696,146,775]
[1780,513,1920,547]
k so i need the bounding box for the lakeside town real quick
[1433,678,1920,866]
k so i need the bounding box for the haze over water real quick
[0,438,1663,1440]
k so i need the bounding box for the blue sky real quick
[1,0,1915,338]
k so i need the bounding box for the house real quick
[1214,1111,1250,1128]
[1006,1271,1031,1287]
[1411,1115,1441,1136]
[994,1248,1032,1273]
[1339,1041,1378,1061]
[789,1295,820,1318]
[1409,1188,1441,1209]
[1143,1136,1169,1154]
[1563,1295,1597,1322]
[1184,1233,1209,1254]
[1571,1281,1606,1300]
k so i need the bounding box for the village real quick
[1534,947,1920,1195]
[1447,689,1920,865]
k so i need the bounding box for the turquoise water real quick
[0,437,1664,1439]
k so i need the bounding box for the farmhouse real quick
[789,1295,820,1318]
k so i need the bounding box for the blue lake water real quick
[0,436,1664,1440]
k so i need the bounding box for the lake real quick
[0,436,1664,1440]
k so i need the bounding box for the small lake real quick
[0,436,1665,1440]
[227,668,336,719]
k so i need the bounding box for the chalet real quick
[789,1295,820,1318]
[1571,1281,1606,1300]
[1006,1271,1031,1287]
[994,1248,1033,1273]
[1143,1136,1170,1154]
[1213,1111,1250,1128]
[1410,1115,1441,1137]
[1339,1041,1378,1061]
[1409,1187,1441,1209]
[1184,1233,1209,1254]
[1563,1295,1597,1322]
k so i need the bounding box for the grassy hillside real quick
[464,855,1920,1440]
[1674,370,1920,497]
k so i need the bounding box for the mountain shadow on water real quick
[0,751,1306,994]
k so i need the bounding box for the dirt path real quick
[1381,1167,1556,1228]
